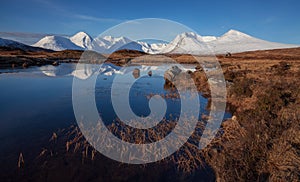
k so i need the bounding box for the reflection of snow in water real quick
[71,64,98,80]
[40,64,76,77]
[40,63,196,79]
[98,64,195,77]
[42,70,56,77]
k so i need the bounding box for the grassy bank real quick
[200,48,300,181]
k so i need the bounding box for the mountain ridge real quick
[6,30,299,54]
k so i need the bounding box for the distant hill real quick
[0,37,52,52]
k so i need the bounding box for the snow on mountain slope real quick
[32,35,82,51]
[70,32,93,49]
[161,30,298,55]
[150,43,168,50]
[135,42,167,54]
[207,29,299,54]
[149,43,168,54]
[103,36,131,46]
[202,36,217,42]
[218,30,252,41]
[160,32,212,54]
[92,36,137,53]
[103,36,133,52]
[4,33,163,53]
[94,35,161,53]
[116,41,145,52]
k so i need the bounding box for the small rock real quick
[164,66,182,83]
[52,61,59,66]
[132,68,140,79]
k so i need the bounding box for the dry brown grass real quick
[198,48,300,181]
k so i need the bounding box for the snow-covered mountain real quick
[160,32,210,54]
[32,35,83,51]
[70,32,93,49]
[136,41,167,54]
[161,30,298,54]
[31,32,171,53]
[30,30,298,54]
[207,29,298,54]
[102,36,133,52]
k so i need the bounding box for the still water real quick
[0,63,231,174]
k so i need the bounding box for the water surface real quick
[0,63,231,177]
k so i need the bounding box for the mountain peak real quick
[222,29,252,38]
[161,32,208,54]
[37,35,62,42]
[74,31,89,36]
[172,32,204,43]
[71,31,91,39]
[70,32,92,49]
[227,29,243,34]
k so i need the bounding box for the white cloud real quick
[74,14,124,23]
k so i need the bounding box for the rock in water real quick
[52,61,60,66]
[164,66,194,89]
[164,66,182,86]
[132,68,140,79]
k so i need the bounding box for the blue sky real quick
[1,0,300,44]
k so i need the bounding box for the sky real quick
[1,0,300,44]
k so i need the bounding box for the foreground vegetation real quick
[201,48,300,181]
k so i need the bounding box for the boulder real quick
[164,66,194,89]
[164,66,182,83]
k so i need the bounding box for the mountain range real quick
[2,30,298,55]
